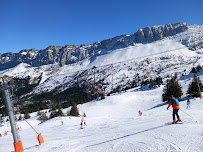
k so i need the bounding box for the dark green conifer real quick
[24,112,31,119]
[70,103,79,116]
[18,115,23,120]
[56,109,64,117]
[162,77,183,102]
[37,112,48,121]
[187,74,203,97]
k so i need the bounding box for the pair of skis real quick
[165,120,183,125]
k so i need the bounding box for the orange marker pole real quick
[38,133,44,145]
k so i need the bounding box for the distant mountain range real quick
[0,22,193,71]
[1,22,203,114]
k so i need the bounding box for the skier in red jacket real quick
[167,95,181,123]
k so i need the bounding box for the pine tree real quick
[24,112,31,119]
[187,74,203,97]
[0,115,3,123]
[191,67,197,73]
[70,103,79,116]
[83,113,87,117]
[49,109,57,119]
[67,110,70,116]
[56,109,64,117]
[156,77,163,87]
[196,65,202,72]
[18,115,23,121]
[100,93,105,99]
[37,111,48,122]
[162,77,183,102]
[37,110,41,116]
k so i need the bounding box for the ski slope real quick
[0,24,203,152]
[0,78,203,152]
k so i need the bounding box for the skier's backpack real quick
[172,98,179,105]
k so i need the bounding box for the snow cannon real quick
[1,83,24,152]
[37,133,44,145]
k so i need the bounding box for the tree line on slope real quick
[162,73,203,102]
[0,65,202,119]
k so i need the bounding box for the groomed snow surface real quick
[0,84,203,152]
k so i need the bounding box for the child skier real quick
[167,95,181,124]
[186,98,191,109]
[81,121,86,129]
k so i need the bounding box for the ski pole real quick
[179,109,194,119]
[179,109,199,123]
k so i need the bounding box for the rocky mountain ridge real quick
[0,23,189,70]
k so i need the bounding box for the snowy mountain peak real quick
[0,22,203,99]
[0,23,190,71]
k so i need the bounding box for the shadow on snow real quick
[87,124,167,147]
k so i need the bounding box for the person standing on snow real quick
[186,98,191,109]
[167,95,181,123]
[138,110,142,116]
[80,122,83,127]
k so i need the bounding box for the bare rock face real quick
[133,23,188,43]
[0,23,189,70]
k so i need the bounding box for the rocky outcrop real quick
[133,23,188,43]
[0,23,189,70]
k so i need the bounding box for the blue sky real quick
[0,0,202,53]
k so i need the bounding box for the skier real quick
[138,110,142,116]
[186,98,191,109]
[167,95,181,124]
[80,121,83,129]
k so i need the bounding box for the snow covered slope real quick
[30,38,201,95]
[0,24,203,97]
[0,72,203,151]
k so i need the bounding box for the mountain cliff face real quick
[0,23,189,70]
[133,22,189,43]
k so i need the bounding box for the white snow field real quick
[0,83,203,152]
